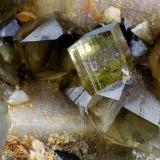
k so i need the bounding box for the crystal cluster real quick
[0,0,160,159]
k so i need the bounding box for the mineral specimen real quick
[0,19,20,37]
[16,11,37,23]
[21,18,64,42]
[0,1,160,159]
[68,23,130,97]
[131,21,155,45]
[149,37,160,81]
[0,42,14,63]
[123,75,160,126]
[2,135,54,160]
[0,103,11,149]
[130,39,148,57]
[103,6,121,23]
[88,97,122,133]
[7,89,30,106]
[0,60,18,85]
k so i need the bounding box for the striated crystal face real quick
[68,23,130,95]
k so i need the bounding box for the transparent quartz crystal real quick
[68,23,130,95]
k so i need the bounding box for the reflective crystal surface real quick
[68,23,130,96]
[130,39,148,57]
[22,18,64,42]
[65,86,92,111]
[88,97,122,133]
[105,108,160,156]
[131,21,155,45]
[65,84,122,133]
[0,19,20,38]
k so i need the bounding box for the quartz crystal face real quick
[68,24,130,95]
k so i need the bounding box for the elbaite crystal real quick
[68,23,130,95]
